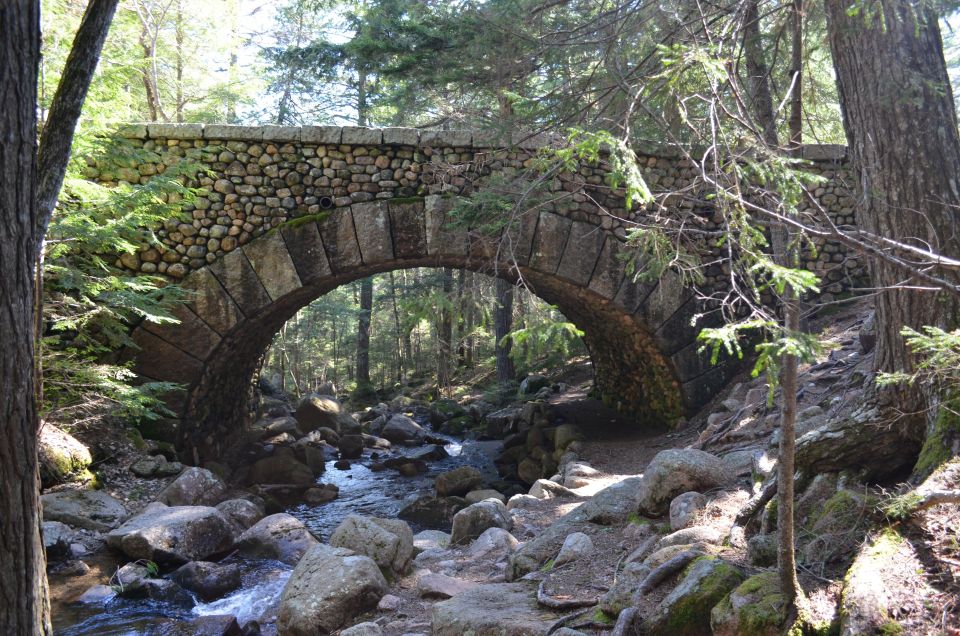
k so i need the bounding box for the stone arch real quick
[129,196,733,462]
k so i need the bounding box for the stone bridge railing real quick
[88,124,858,303]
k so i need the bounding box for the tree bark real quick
[777,285,802,607]
[824,0,960,424]
[356,277,373,388]
[0,2,49,633]
[494,277,516,384]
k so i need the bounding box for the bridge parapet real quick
[89,124,857,302]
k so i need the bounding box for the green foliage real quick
[499,316,585,371]
[41,136,203,423]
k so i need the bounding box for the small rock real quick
[215,499,264,533]
[529,479,577,500]
[466,527,518,559]
[413,530,450,553]
[417,572,480,599]
[378,594,402,611]
[451,500,512,546]
[656,526,724,551]
[554,532,593,566]
[171,561,242,601]
[76,584,116,605]
[670,492,708,530]
[380,414,423,444]
[341,622,383,636]
[304,485,339,505]
[334,460,352,470]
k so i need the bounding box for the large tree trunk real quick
[825,0,960,425]
[356,277,373,389]
[437,268,454,394]
[494,278,516,384]
[0,3,48,634]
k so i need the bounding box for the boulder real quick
[76,584,116,605]
[669,492,708,530]
[517,457,543,485]
[636,449,729,516]
[41,489,127,532]
[528,479,577,500]
[399,496,468,529]
[261,416,302,437]
[165,615,243,635]
[157,467,228,507]
[277,544,387,636]
[38,423,92,487]
[304,484,339,505]
[294,393,342,431]
[562,461,600,488]
[42,521,73,561]
[248,456,315,486]
[554,532,593,566]
[432,583,557,636]
[380,414,423,444]
[552,424,583,452]
[746,533,777,567]
[413,530,450,553]
[840,529,905,636]
[642,556,745,635]
[466,527,518,558]
[450,499,511,546]
[710,571,787,636]
[417,572,479,599]
[170,561,242,601]
[236,513,318,565]
[130,455,170,477]
[656,526,724,551]
[519,374,549,395]
[435,466,484,497]
[465,489,506,504]
[106,504,236,564]
[329,514,414,576]
[337,434,364,459]
[215,499,264,533]
[340,622,382,636]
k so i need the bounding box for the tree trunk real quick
[0,2,49,633]
[825,0,960,424]
[741,0,778,146]
[494,277,516,384]
[777,285,803,609]
[389,271,403,383]
[438,268,454,394]
[37,0,119,235]
[356,277,373,388]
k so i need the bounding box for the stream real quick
[53,419,501,636]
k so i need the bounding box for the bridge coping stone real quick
[120,123,847,160]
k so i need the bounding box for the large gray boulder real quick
[41,489,127,532]
[294,393,342,431]
[435,466,484,497]
[450,499,512,546]
[42,521,74,561]
[380,414,423,443]
[157,467,228,507]
[637,449,729,516]
[329,514,414,576]
[432,583,557,636]
[105,503,236,564]
[38,423,92,487]
[236,513,318,565]
[277,544,387,636]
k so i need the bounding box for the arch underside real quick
[128,198,738,462]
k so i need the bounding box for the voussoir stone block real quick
[241,230,302,301]
[351,202,394,265]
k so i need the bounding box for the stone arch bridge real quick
[90,123,856,462]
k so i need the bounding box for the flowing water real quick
[53,419,501,635]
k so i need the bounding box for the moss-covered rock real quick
[710,571,787,636]
[800,489,872,569]
[39,423,93,487]
[913,398,960,479]
[840,528,905,636]
[642,555,745,636]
